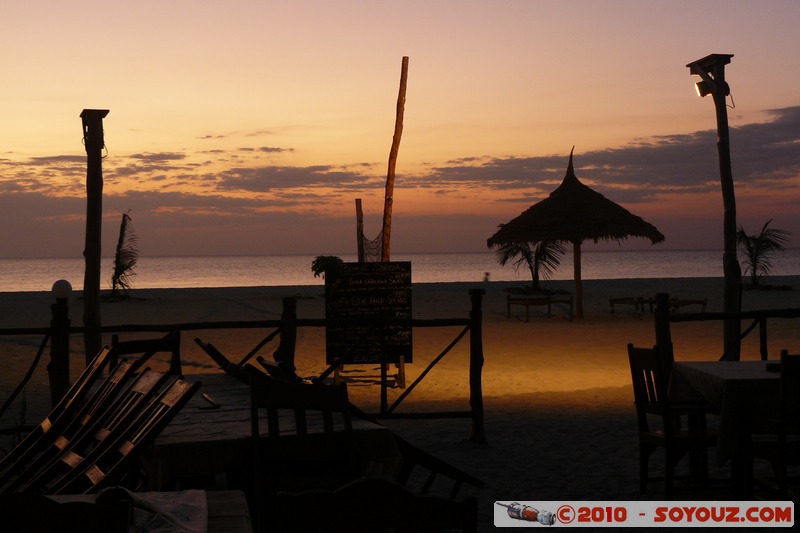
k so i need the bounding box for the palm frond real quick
[736,219,792,287]
[111,211,139,296]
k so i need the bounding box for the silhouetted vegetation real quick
[311,255,343,278]
[737,219,791,289]
[493,240,565,290]
[110,211,138,298]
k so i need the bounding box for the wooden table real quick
[143,372,401,490]
[669,360,781,495]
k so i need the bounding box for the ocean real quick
[2,249,800,293]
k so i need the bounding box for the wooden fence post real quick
[273,296,297,372]
[48,280,72,408]
[468,289,486,444]
[654,293,674,371]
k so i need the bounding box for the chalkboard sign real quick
[325,261,412,365]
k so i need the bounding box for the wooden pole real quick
[687,54,741,360]
[572,241,583,319]
[356,198,365,262]
[654,293,674,372]
[273,296,298,373]
[381,56,409,262]
[80,109,109,365]
[468,289,486,444]
[710,62,742,361]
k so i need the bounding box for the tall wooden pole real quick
[80,109,109,365]
[381,56,409,262]
[711,61,742,361]
[572,241,583,319]
[356,198,365,262]
[687,54,741,360]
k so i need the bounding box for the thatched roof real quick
[487,149,665,247]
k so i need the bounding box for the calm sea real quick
[2,249,800,293]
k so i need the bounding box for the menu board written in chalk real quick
[325,261,412,365]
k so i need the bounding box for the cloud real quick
[1,105,799,256]
[215,165,381,192]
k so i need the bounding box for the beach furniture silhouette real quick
[111,330,182,375]
[247,367,358,531]
[506,293,573,321]
[3,359,138,493]
[195,337,251,383]
[17,369,171,494]
[50,376,200,494]
[344,401,484,499]
[195,337,300,384]
[0,346,114,492]
[273,477,478,532]
[749,349,800,498]
[627,344,716,498]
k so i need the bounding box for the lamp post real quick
[687,54,741,360]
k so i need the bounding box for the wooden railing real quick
[0,289,486,444]
[653,292,800,363]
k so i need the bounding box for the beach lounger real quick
[506,293,573,321]
[0,346,114,492]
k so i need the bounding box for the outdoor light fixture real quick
[687,53,733,98]
[694,79,729,98]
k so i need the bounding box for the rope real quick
[0,333,50,421]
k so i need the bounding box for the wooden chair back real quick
[248,367,352,441]
[248,368,356,532]
[274,477,478,532]
[627,343,672,436]
[111,331,182,375]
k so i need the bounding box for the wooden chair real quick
[627,343,716,498]
[248,367,357,530]
[0,493,131,533]
[111,331,182,375]
[273,477,478,532]
[392,434,484,499]
[0,346,113,492]
[195,337,251,383]
[50,377,200,494]
[750,349,800,497]
[345,402,484,499]
[18,369,170,494]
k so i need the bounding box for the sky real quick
[2,0,800,259]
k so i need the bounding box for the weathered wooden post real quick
[687,55,741,360]
[468,288,486,444]
[48,279,72,407]
[654,293,674,374]
[273,296,298,373]
[381,56,409,262]
[80,108,109,365]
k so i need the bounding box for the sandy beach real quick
[2,276,799,529]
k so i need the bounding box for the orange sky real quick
[2,1,800,258]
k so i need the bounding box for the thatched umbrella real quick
[487,148,665,319]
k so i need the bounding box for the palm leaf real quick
[111,211,139,296]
